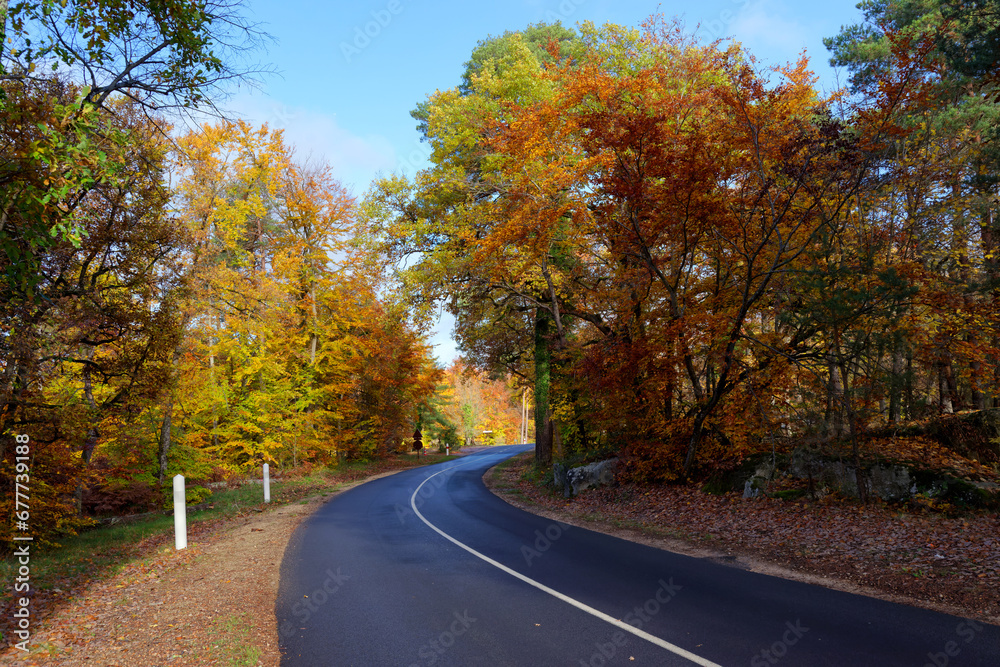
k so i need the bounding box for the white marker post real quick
[263,463,271,503]
[173,474,187,550]
[446,445,450,456]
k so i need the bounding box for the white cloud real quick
[221,93,397,194]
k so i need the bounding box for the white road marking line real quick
[410,462,722,667]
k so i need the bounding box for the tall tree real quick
[0,98,181,543]
[0,0,271,297]
[365,23,584,465]
[169,121,440,470]
[481,18,886,477]
[827,0,1000,414]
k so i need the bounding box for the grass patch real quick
[490,454,524,475]
[0,513,177,597]
[524,462,552,487]
[0,473,329,592]
[208,613,262,666]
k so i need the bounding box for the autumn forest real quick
[4,0,1000,547]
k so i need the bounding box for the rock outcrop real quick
[560,458,619,497]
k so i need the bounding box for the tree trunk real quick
[904,349,915,419]
[974,197,1000,407]
[157,395,174,486]
[75,354,100,514]
[939,362,955,414]
[835,357,869,503]
[971,359,986,411]
[157,345,183,485]
[945,359,960,411]
[309,285,319,365]
[826,353,845,438]
[551,418,563,459]
[522,389,529,445]
[888,342,905,424]
[209,327,219,450]
[534,309,552,466]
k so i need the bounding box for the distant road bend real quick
[276,445,1000,666]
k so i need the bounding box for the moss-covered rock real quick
[910,470,1000,509]
[769,488,809,501]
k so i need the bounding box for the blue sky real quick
[224,0,866,363]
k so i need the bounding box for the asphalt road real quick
[276,445,1000,666]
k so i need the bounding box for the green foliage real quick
[169,439,219,483]
[826,0,1000,185]
[419,381,463,448]
[439,425,460,448]
[0,88,127,298]
[409,22,580,135]
[936,0,1000,80]
[185,486,213,506]
[1,0,268,297]
[6,0,266,108]
[461,22,581,94]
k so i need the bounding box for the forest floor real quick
[0,452,457,666]
[485,451,1000,627]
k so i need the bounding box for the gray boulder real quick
[743,478,763,499]
[565,458,619,497]
[866,464,914,501]
[743,460,776,499]
[789,447,913,501]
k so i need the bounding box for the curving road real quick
[276,445,1000,666]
